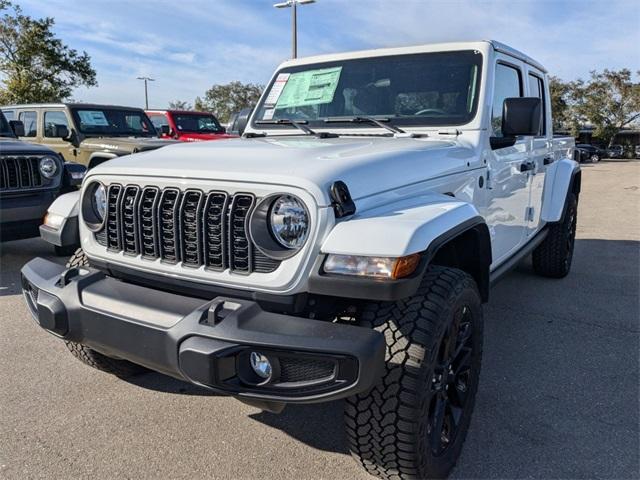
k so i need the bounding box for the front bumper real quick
[0,190,58,241]
[21,258,384,408]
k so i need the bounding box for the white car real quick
[23,40,579,480]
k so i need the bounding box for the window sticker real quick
[262,108,275,120]
[275,67,342,109]
[264,73,290,106]
[78,110,109,126]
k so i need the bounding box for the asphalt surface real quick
[1,160,638,479]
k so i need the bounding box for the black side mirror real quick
[235,107,253,136]
[159,125,170,136]
[9,120,25,137]
[501,97,541,137]
[55,124,70,139]
[62,162,87,187]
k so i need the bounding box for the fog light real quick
[250,352,272,380]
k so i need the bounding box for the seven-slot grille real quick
[95,184,280,274]
[0,156,44,191]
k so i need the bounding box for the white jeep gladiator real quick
[22,40,579,479]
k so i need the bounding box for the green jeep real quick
[1,103,179,169]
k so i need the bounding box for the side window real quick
[149,114,168,130]
[528,74,546,136]
[18,111,37,137]
[492,64,522,137]
[3,110,15,120]
[44,111,69,137]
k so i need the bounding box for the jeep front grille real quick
[0,156,43,191]
[95,184,280,274]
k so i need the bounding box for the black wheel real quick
[532,192,578,278]
[590,154,600,163]
[345,266,483,480]
[63,248,145,378]
[54,244,78,257]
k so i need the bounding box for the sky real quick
[19,0,640,109]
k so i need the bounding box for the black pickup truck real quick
[0,111,85,243]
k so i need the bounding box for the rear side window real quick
[528,73,546,135]
[18,111,37,137]
[3,110,15,120]
[492,64,522,137]
[149,114,169,130]
[44,111,69,137]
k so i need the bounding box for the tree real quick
[570,69,640,146]
[168,99,192,110]
[0,1,96,104]
[195,81,263,122]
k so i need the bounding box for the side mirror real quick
[9,120,25,137]
[234,107,253,136]
[159,125,170,136]
[55,124,70,139]
[501,97,541,137]
[62,162,87,187]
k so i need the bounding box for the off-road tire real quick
[532,192,578,278]
[345,266,484,480]
[63,248,145,378]
[54,244,78,257]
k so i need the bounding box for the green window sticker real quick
[275,67,342,109]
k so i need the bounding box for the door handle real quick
[520,161,535,172]
[543,156,554,165]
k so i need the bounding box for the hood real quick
[0,137,57,155]
[91,135,478,206]
[176,132,236,142]
[79,136,180,153]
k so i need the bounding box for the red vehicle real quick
[146,110,234,142]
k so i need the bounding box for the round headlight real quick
[39,157,57,179]
[82,181,107,232]
[92,183,107,221]
[269,195,309,249]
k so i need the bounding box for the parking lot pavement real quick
[1,160,638,480]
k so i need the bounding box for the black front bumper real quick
[21,258,384,408]
[0,190,58,241]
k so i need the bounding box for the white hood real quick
[91,135,478,207]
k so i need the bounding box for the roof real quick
[279,40,547,73]
[146,109,215,115]
[0,103,146,110]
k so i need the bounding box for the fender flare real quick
[88,152,118,169]
[310,194,492,301]
[541,158,581,223]
[39,191,80,247]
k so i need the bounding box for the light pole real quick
[136,76,155,109]
[273,0,315,59]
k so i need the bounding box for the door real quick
[484,59,531,267]
[42,109,76,161]
[525,70,551,237]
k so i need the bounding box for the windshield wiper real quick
[324,116,406,135]
[255,118,338,138]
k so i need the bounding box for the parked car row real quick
[574,143,640,162]
[0,103,236,245]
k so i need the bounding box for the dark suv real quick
[575,143,606,163]
[0,111,85,242]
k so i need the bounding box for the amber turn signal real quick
[391,253,421,279]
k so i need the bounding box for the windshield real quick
[70,108,157,136]
[0,111,14,137]
[173,113,223,134]
[253,50,482,130]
